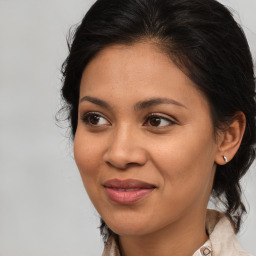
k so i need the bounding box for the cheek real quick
[73,130,103,186]
[154,137,212,169]
[73,130,109,214]
[150,125,216,195]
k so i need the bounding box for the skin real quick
[74,42,245,256]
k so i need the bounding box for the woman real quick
[60,0,256,255]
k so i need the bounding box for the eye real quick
[81,112,110,126]
[144,114,176,128]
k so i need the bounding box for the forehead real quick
[79,42,208,111]
[82,42,174,84]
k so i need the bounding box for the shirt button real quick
[200,246,212,256]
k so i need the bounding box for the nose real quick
[103,125,148,170]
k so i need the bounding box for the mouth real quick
[103,179,156,205]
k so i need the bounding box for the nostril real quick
[105,160,141,170]
[103,141,148,169]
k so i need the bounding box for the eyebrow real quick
[79,96,187,110]
[134,97,187,111]
[80,96,111,109]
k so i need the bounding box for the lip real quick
[103,179,156,205]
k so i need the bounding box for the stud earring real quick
[223,156,228,163]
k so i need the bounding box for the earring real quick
[223,156,228,163]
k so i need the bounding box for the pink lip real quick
[103,179,156,205]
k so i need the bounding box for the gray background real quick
[0,0,255,255]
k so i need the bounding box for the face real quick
[74,42,218,237]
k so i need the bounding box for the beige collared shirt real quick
[102,209,252,256]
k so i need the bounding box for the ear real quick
[215,111,246,165]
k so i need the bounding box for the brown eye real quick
[149,116,161,126]
[81,113,110,126]
[88,114,101,125]
[145,115,175,127]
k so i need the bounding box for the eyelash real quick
[81,112,110,127]
[144,114,177,128]
[80,112,177,128]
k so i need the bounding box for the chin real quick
[101,212,151,236]
[103,211,170,238]
[108,222,151,237]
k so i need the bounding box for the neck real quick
[118,209,208,256]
